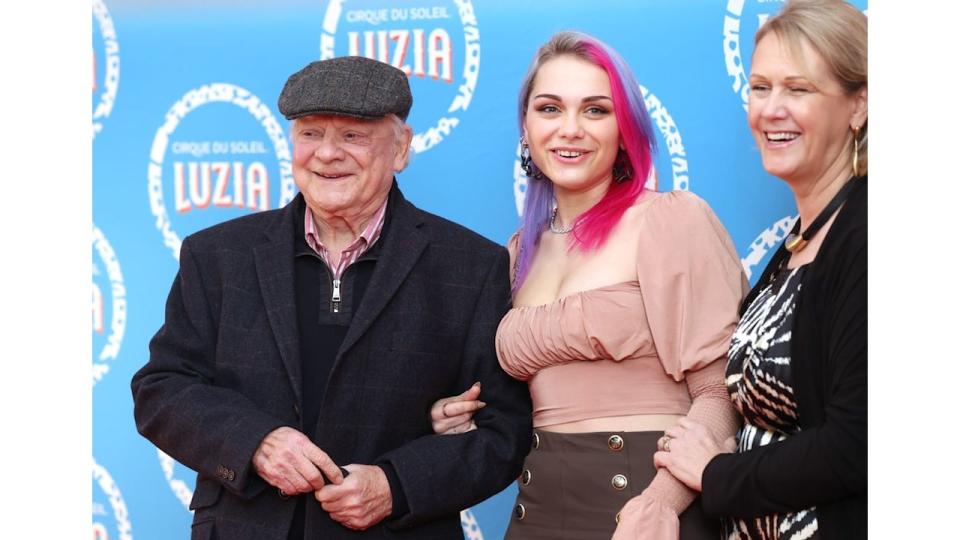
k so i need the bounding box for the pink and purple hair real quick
[513,31,657,292]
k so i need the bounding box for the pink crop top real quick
[497,191,748,428]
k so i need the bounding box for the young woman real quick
[433,31,747,539]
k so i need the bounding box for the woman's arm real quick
[429,382,484,434]
[660,225,867,519]
[613,360,739,539]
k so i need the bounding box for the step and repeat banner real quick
[92,1,866,538]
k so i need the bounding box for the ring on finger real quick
[658,435,672,452]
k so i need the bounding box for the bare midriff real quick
[539,413,683,433]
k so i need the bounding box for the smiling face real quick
[292,114,412,220]
[748,32,867,185]
[523,55,620,196]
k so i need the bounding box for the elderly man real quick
[132,57,532,540]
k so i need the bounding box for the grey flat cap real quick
[278,56,412,121]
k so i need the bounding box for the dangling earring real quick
[612,149,633,183]
[851,125,861,177]
[520,137,543,179]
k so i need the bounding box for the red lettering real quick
[246,163,270,211]
[233,162,245,208]
[191,163,212,209]
[391,30,410,75]
[212,162,232,208]
[412,29,425,78]
[173,162,191,213]
[428,29,452,82]
[173,161,270,213]
[346,29,450,82]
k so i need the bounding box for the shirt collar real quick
[303,198,388,257]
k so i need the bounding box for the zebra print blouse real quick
[723,265,819,540]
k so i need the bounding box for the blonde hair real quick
[756,0,868,173]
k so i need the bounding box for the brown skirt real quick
[504,430,720,540]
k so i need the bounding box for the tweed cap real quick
[278,56,413,121]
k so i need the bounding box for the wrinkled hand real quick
[316,464,392,530]
[252,426,344,495]
[652,417,736,492]
[612,493,679,540]
[429,382,485,435]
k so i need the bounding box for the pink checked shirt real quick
[303,201,388,280]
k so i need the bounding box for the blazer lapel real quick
[254,198,303,405]
[337,186,427,359]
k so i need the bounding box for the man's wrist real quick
[376,462,408,519]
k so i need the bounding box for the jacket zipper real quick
[331,278,341,313]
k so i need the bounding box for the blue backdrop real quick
[92,1,867,538]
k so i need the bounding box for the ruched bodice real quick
[496,190,750,428]
[496,280,694,427]
[496,281,651,378]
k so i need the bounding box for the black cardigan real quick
[701,179,867,539]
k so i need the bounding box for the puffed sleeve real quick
[636,191,748,380]
[614,191,747,536]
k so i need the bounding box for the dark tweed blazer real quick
[132,183,533,539]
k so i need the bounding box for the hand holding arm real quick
[429,382,485,435]
[375,247,532,528]
[698,219,866,518]
[612,414,736,539]
[653,417,737,492]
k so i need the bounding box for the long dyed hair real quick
[513,31,657,293]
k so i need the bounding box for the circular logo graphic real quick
[460,509,484,540]
[722,0,866,111]
[93,0,120,138]
[158,449,195,511]
[93,459,134,540]
[740,214,797,281]
[512,82,687,216]
[147,83,296,260]
[722,0,785,111]
[320,0,481,153]
[639,83,689,192]
[93,225,126,386]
